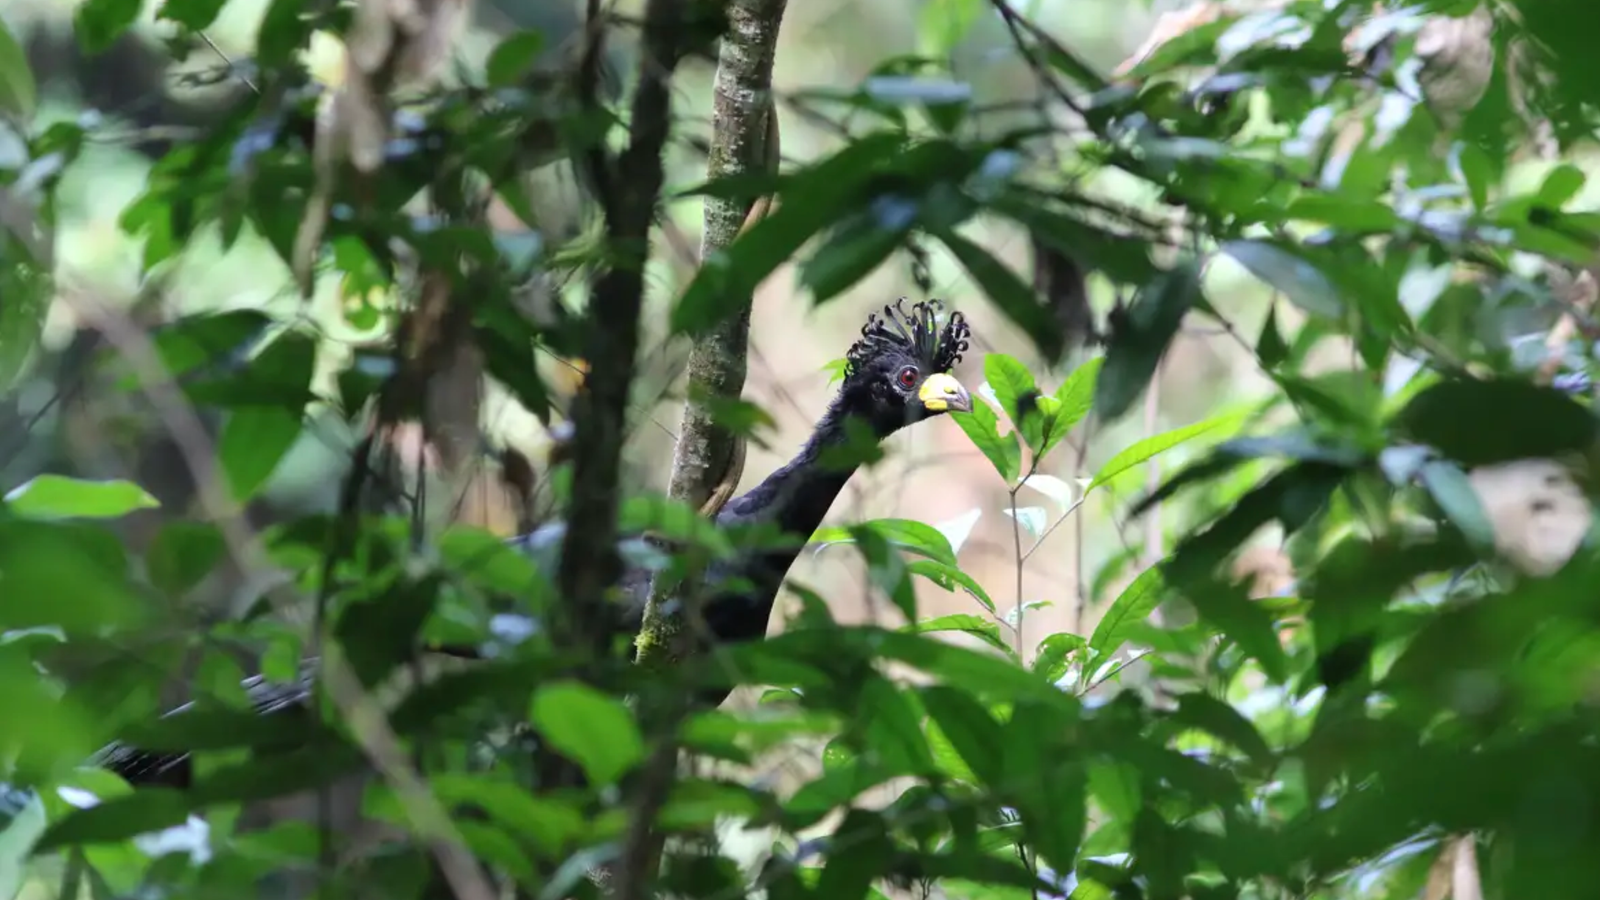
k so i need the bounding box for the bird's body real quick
[98,300,973,788]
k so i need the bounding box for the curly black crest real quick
[845,299,971,377]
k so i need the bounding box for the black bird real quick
[97,299,974,789]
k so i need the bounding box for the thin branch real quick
[556,0,694,649]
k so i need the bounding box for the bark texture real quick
[635,0,789,665]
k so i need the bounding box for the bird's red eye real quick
[898,366,918,388]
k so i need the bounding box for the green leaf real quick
[156,0,227,30]
[1185,579,1290,683]
[800,214,909,303]
[0,521,143,635]
[937,228,1064,362]
[0,16,36,121]
[1088,413,1234,493]
[1044,356,1100,454]
[1539,163,1587,208]
[1003,701,1086,873]
[673,133,905,335]
[952,401,1021,483]
[812,518,957,566]
[218,407,303,502]
[1284,195,1399,231]
[485,30,545,88]
[920,686,1006,785]
[816,810,894,900]
[1096,264,1202,421]
[1396,378,1597,467]
[918,0,981,56]
[1418,459,1497,555]
[906,613,1012,655]
[74,0,146,54]
[37,789,190,850]
[528,681,646,787]
[1221,239,1344,319]
[907,559,996,613]
[3,476,159,520]
[1169,692,1273,767]
[1032,632,1087,684]
[1257,303,1289,369]
[133,310,272,389]
[983,353,1036,427]
[1086,565,1165,667]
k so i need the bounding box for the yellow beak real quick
[918,372,972,413]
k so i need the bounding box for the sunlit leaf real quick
[3,476,158,520]
[953,401,1021,483]
[528,681,645,787]
[1087,565,1165,668]
[1088,413,1236,493]
[0,17,35,121]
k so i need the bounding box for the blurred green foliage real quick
[3,0,1600,899]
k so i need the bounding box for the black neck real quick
[717,391,895,539]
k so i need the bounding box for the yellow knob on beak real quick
[918,372,972,413]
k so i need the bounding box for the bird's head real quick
[842,299,973,433]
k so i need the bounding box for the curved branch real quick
[634,0,789,667]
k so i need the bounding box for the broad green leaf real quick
[673,133,905,335]
[1221,239,1344,319]
[1396,378,1596,467]
[1086,565,1165,668]
[1419,460,1497,554]
[0,17,35,121]
[920,686,1005,785]
[906,613,1012,655]
[131,310,272,390]
[938,229,1064,363]
[3,476,158,520]
[74,0,146,54]
[218,407,303,502]
[953,401,1021,483]
[156,0,227,30]
[907,559,997,613]
[1088,413,1234,492]
[1185,578,1290,683]
[1045,356,1101,454]
[918,0,981,56]
[812,518,957,566]
[1003,701,1086,873]
[485,30,545,87]
[1096,264,1202,421]
[800,213,909,303]
[1284,195,1399,231]
[37,789,190,851]
[983,353,1036,428]
[816,810,894,900]
[1032,632,1087,684]
[1539,163,1587,208]
[528,681,645,787]
[1170,692,1274,767]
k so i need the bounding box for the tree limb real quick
[634,0,789,667]
[556,0,693,649]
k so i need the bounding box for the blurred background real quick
[0,0,1268,669]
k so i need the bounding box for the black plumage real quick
[101,299,973,787]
